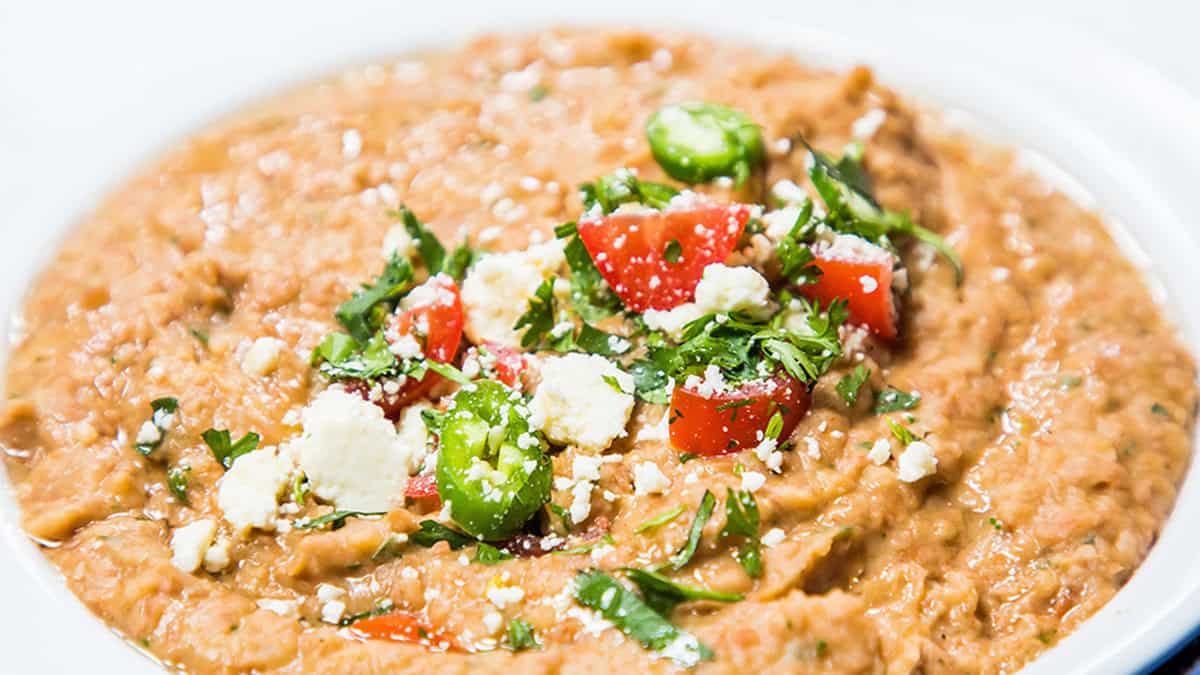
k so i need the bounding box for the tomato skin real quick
[349,612,457,651]
[404,474,440,501]
[577,204,753,312]
[669,376,810,457]
[348,276,464,420]
[480,341,527,388]
[799,253,897,340]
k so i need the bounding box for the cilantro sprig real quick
[719,489,762,578]
[580,170,679,215]
[202,428,261,469]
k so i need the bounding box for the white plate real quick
[2,2,1199,673]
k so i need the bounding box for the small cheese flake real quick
[740,471,766,492]
[217,446,295,534]
[851,108,888,140]
[762,527,786,548]
[341,129,363,160]
[257,598,300,618]
[486,585,525,610]
[867,438,891,465]
[482,611,504,635]
[203,539,231,573]
[321,600,346,625]
[170,519,217,573]
[241,337,286,377]
[897,441,938,482]
[461,240,565,346]
[381,224,417,260]
[632,461,671,496]
[529,353,635,452]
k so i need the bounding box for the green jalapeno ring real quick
[436,381,553,540]
[645,102,765,185]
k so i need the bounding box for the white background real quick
[0,1,1198,673]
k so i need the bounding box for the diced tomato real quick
[669,376,810,457]
[348,612,457,652]
[404,473,440,502]
[348,275,464,420]
[577,203,753,312]
[481,341,527,388]
[798,253,897,340]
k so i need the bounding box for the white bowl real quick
[2,2,1198,673]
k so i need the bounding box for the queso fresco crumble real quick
[0,29,1194,675]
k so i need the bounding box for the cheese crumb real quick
[170,519,217,573]
[486,585,525,609]
[381,224,417,260]
[460,240,565,346]
[633,461,671,496]
[241,337,286,377]
[642,303,704,340]
[217,446,295,534]
[203,539,231,573]
[740,471,766,492]
[290,389,425,512]
[530,354,635,451]
[762,527,786,548]
[692,264,772,319]
[482,611,504,635]
[867,438,891,465]
[897,441,938,482]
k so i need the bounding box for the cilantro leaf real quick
[167,465,190,503]
[836,365,872,407]
[393,205,446,274]
[776,198,821,285]
[311,331,398,380]
[636,505,685,533]
[573,569,713,667]
[295,510,385,531]
[202,428,261,469]
[623,568,743,616]
[667,489,715,570]
[410,520,475,550]
[874,387,921,413]
[513,278,558,349]
[335,254,414,342]
[338,599,395,627]
[505,618,540,651]
[628,358,672,404]
[473,542,514,565]
[443,240,478,281]
[561,231,623,322]
[135,397,179,456]
[579,171,679,214]
[719,488,762,578]
[886,418,918,446]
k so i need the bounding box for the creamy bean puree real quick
[1,29,1195,674]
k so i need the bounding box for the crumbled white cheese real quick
[572,454,604,483]
[771,179,809,204]
[342,129,363,160]
[170,519,217,573]
[858,275,879,294]
[460,240,565,346]
[761,205,803,241]
[135,421,161,447]
[814,232,895,266]
[683,365,730,397]
[693,264,772,319]
[321,600,346,624]
[754,437,783,473]
[529,354,635,451]
[256,598,300,618]
[633,461,671,496]
[241,337,286,377]
[203,538,231,573]
[642,303,704,340]
[897,441,938,482]
[290,389,422,512]
[217,446,296,534]
[851,108,888,140]
[486,585,525,609]
[740,471,766,492]
[762,527,786,548]
[381,223,417,260]
[482,611,504,635]
[569,480,594,524]
[867,438,891,465]
[635,414,670,443]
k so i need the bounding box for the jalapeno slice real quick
[436,380,552,540]
[645,102,765,185]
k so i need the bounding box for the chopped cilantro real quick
[202,428,260,469]
[763,410,784,441]
[601,373,630,395]
[311,331,398,380]
[424,360,472,385]
[473,542,514,565]
[719,489,762,578]
[663,239,682,264]
[623,568,742,615]
[334,253,414,343]
[886,418,918,446]
[167,465,190,503]
[553,533,615,556]
[295,510,384,531]
[338,599,395,627]
[1151,402,1170,418]
[547,503,575,533]
[505,618,540,651]
[836,365,871,407]
[393,205,446,274]
[514,279,559,349]
[579,171,679,214]
[988,517,1003,531]
[410,520,475,550]
[134,397,178,456]
[443,240,478,281]
[874,387,921,414]
[573,569,713,667]
[636,505,686,533]
[527,85,549,102]
[678,452,699,463]
[666,490,715,570]
[188,327,210,347]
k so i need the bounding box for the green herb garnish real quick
[505,618,540,651]
[719,489,762,578]
[473,542,514,565]
[295,510,385,531]
[874,387,921,413]
[667,490,715,570]
[663,239,682,264]
[636,505,686,533]
[334,253,414,343]
[886,418,918,446]
[624,568,742,615]
[409,519,475,550]
[202,428,260,469]
[134,397,179,456]
[167,465,190,503]
[579,170,679,214]
[836,365,872,407]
